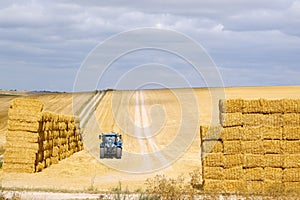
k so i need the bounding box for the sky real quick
[0,0,300,91]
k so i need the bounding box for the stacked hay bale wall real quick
[201,99,300,194]
[3,98,83,173]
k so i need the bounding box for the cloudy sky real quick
[1,0,300,91]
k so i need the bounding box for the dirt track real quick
[1,86,300,191]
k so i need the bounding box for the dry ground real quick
[1,86,300,192]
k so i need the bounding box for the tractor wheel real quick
[116,147,122,159]
[100,147,105,159]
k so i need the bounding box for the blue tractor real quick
[99,132,122,159]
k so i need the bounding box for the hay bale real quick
[43,150,51,159]
[246,181,264,194]
[283,126,300,140]
[264,154,283,168]
[242,140,264,154]
[4,148,37,160]
[284,182,300,193]
[36,162,44,172]
[282,141,300,154]
[222,126,242,140]
[283,154,300,168]
[50,156,59,164]
[219,99,244,113]
[242,114,264,126]
[43,140,53,150]
[263,180,284,193]
[220,113,243,127]
[263,140,282,154]
[202,140,223,153]
[44,158,51,168]
[260,99,284,114]
[224,154,243,168]
[10,98,44,112]
[223,141,242,155]
[4,156,36,164]
[223,180,245,193]
[8,109,42,122]
[264,167,283,181]
[283,113,300,126]
[203,179,224,192]
[283,99,300,113]
[202,153,224,167]
[8,120,41,132]
[223,166,244,180]
[243,99,264,114]
[203,167,224,180]
[6,131,40,143]
[6,141,39,150]
[263,114,284,126]
[200,126,222,141]
[243,154,265,168]
[261,126,282,140]
[241,126,262,141]
[3,163,35,173]
[283,168,300,182]
[244,167,264,181]
[52,147,59,157]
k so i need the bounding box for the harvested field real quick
[1,86,300,193]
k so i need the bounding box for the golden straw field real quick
[1,86,300,193]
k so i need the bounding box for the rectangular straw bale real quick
[4,148,37,160]
[202,153,224,167]
[200,126,222,141]
[283,113,300,126]
[283,154,300,168]
[223,141,242,155]
[223,166,243,180]
[219,99,244,113]
[10,98,44,112]
[264,154,283,168]
[282,141,300,154]
[244,167,264,181]
[284,182,300,193]
[261,126,282,140]
[8,120,41,132]
[36,162,44,172]
[242,114,264,126]
[222,126,242,140]
[50,156,59,164]
[6,141,39,150]
[264,167,283,181]
[283,168,300,182]
[44,158,51,168]
[3,163,36,173]
[241,126,262,140]
[283,126,300,140]
[242,140,264,154]
[4,156,36,164]
[263,180,284,193]
[283,99,300,113]
[203,179,224,192]
[262,114,284,126]
[220,113,243,127]
[223,180,245,193]
[263,140,282,154]
[246,181,264,194]
[224,154,243,168]
[8,109,42,122]
[260,99,284,114]
[43,140,53,150]
[243,154,265,168]
[203,167,224,180]
[202,140,223,153]
[243,99,264,113]
[6,131,40,143]
[52,146,59,157]
[43,150,51,159]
